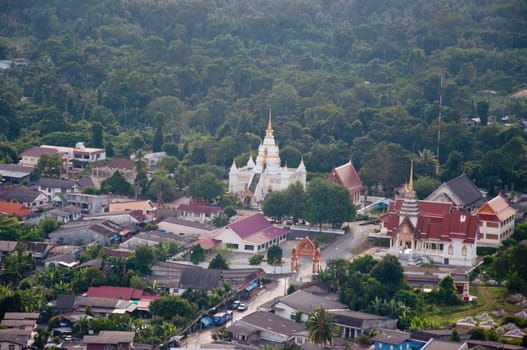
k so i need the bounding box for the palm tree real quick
[415,148,439,177]
[307,306,339,347]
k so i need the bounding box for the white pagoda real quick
[228,111,307,206]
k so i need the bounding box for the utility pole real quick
[436,68,445,177]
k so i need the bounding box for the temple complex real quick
[228,111,307,206]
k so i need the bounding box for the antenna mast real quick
[436,68,445,176]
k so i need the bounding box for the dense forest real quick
[1,0,527,196]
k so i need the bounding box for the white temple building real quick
[228,111,307,206]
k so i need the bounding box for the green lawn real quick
[424,286,520,326]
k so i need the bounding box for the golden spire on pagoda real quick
[267,109,272,131]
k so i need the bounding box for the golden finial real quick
[267,109,272,131]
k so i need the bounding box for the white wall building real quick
[229,111,306,206]
[477,194,517,247]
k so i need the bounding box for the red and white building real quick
[327,161,364,205]
[380,178,479,267]
[477,194,517,247]
[213,213,288,254]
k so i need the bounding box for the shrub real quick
[249,254,264,265]
[356,334,373,345]
[470,327,486,340]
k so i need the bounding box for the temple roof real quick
[327,161,363,192]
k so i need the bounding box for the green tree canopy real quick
[304,178,355,228]
[266,245,283,266]
[208,254,229,270]
[307,306,339,347]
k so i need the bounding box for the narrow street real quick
[183,278,287,348]
[183,221,377,347]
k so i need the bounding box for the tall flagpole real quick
[436,68,445,177]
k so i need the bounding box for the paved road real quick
[183,278,287,348]
[183,221,377,347]
[321,221,375,264]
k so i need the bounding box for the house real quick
[49,295,76,314]
[36,177,78,200]
[270,289,347,322]
[120,231,196,250]
[131,151,166,171]
[0,241,18,261]
[92,158,136,183]
[109,200,156,219]
[213,213,289,254]
[0,164,33,184]
[42,142,106,167]
[420,339,468,350]
[0,188,49,210]
[83,210,148,226]
[0,201,32,218]
[227,311,309,346]
[44,253,80,268]
[380,175,479,267]
[19,146,59,167]
[83,331,135,350]
[331,310,398,339]
[372,329,423,350]
[86,286,144,301]
[327,161,364,205]
[149,261,265,295]
[25,241,54,262]
[477,194,517,247]
[77,176,100,191]
[64,193,109,214]
[0,329,32,350]
[75,298,137,317]
[0,313,39,332]
[426,174,485,210]
[49,220,126,246]
[47,207,79,223]
[157,217,215,236]
[176,202,222,224]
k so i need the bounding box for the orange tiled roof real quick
[0,201,32,217]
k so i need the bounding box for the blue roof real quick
[201,316,213,326]
[246,281,258,291]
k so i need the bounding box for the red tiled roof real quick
[107,158,135,171]
[383,199,478,243]
[228,213,276,239]
[327,161,363,193]
[197,236,222,250]
[177,203,222,214]
[86,286,143,300]
[104,248,132,257]
[20,146,58,157]
[0,201,32,217]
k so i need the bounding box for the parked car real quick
[237,303,248,311]
[230,300,241,309]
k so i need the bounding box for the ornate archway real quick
[291,237,322,273]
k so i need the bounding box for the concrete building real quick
[213,213,288,254]
[477,194,517,247]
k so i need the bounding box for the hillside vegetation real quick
[1,0,526,194]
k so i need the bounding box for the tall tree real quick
[304,178,355,229]
[91,122,104,148]
[307,306,339,347]
[152,125,164,152]
[188,171,224,203]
